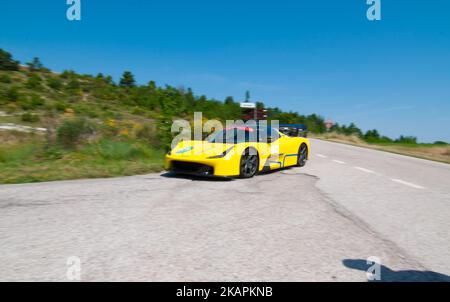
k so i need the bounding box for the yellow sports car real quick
[165,124,310,178]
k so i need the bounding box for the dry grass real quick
[312,132,450,164]
[0,130,44,146]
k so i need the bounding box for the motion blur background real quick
[1,0,449,142]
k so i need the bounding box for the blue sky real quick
[1,0,449,142]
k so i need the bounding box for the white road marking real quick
[332,160,346,164]
[317,154,327,158]
[354,167,375,174]
[390,178,425,190]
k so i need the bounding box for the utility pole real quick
[244,90,257,120]
[245,90,250,103]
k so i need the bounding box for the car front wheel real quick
[239,149,259,178]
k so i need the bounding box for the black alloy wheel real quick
[240,149,259,178]
[297,144,308,167]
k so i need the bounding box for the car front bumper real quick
[164,154,240,177]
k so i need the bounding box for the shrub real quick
[395,135,417,145]
[25,73,43,90]
[73,104,98,118]
[6,87,20,102]
[54,101,68,112]
[4,103,18,113]
[156,116,174,151]
[60,70,75,79]
[136,123,157,144]
[0,74,11,83]
[41,146,64,160]
[21,112,40,123]
[66,79,81,91]
[434,141,448,146]
[47,77,63,90]
[30,94,45,107]
[86,110,99,118]
[18,98,33,110]
[0,149,6,163]
[57,118,94,148]
[131,107,146,116]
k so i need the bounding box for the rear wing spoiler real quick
[278,124,308,138]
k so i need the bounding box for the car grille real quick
[171,161,214,176]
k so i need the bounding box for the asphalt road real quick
[1,139,449,281]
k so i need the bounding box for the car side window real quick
[258,127,279,143]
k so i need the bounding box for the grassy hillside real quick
[0,62,177,183]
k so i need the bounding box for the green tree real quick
[305,114,326,133]
[224,96,235,105]
[395,135,417,144]
[183,88,195,109]
[156,116,174,151]
[0,49,19,71]
[148,80,156,91]
[104,75,114,85]
[345,122,362,136]
[27,57,44,72]
[364,129,380,141]
[119,71,136,88]
[256,101,265,109]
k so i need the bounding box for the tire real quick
[297,143,308,167]
[239,148,259,178]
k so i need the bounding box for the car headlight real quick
[207,147,234,159]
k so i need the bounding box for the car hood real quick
[171,140,235,158]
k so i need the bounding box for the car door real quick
[256,127,281,170]
[278,132,299,167]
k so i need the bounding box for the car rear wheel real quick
[240,149,259,178]
[297,143,308,167]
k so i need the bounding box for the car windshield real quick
[207,126,279,144]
